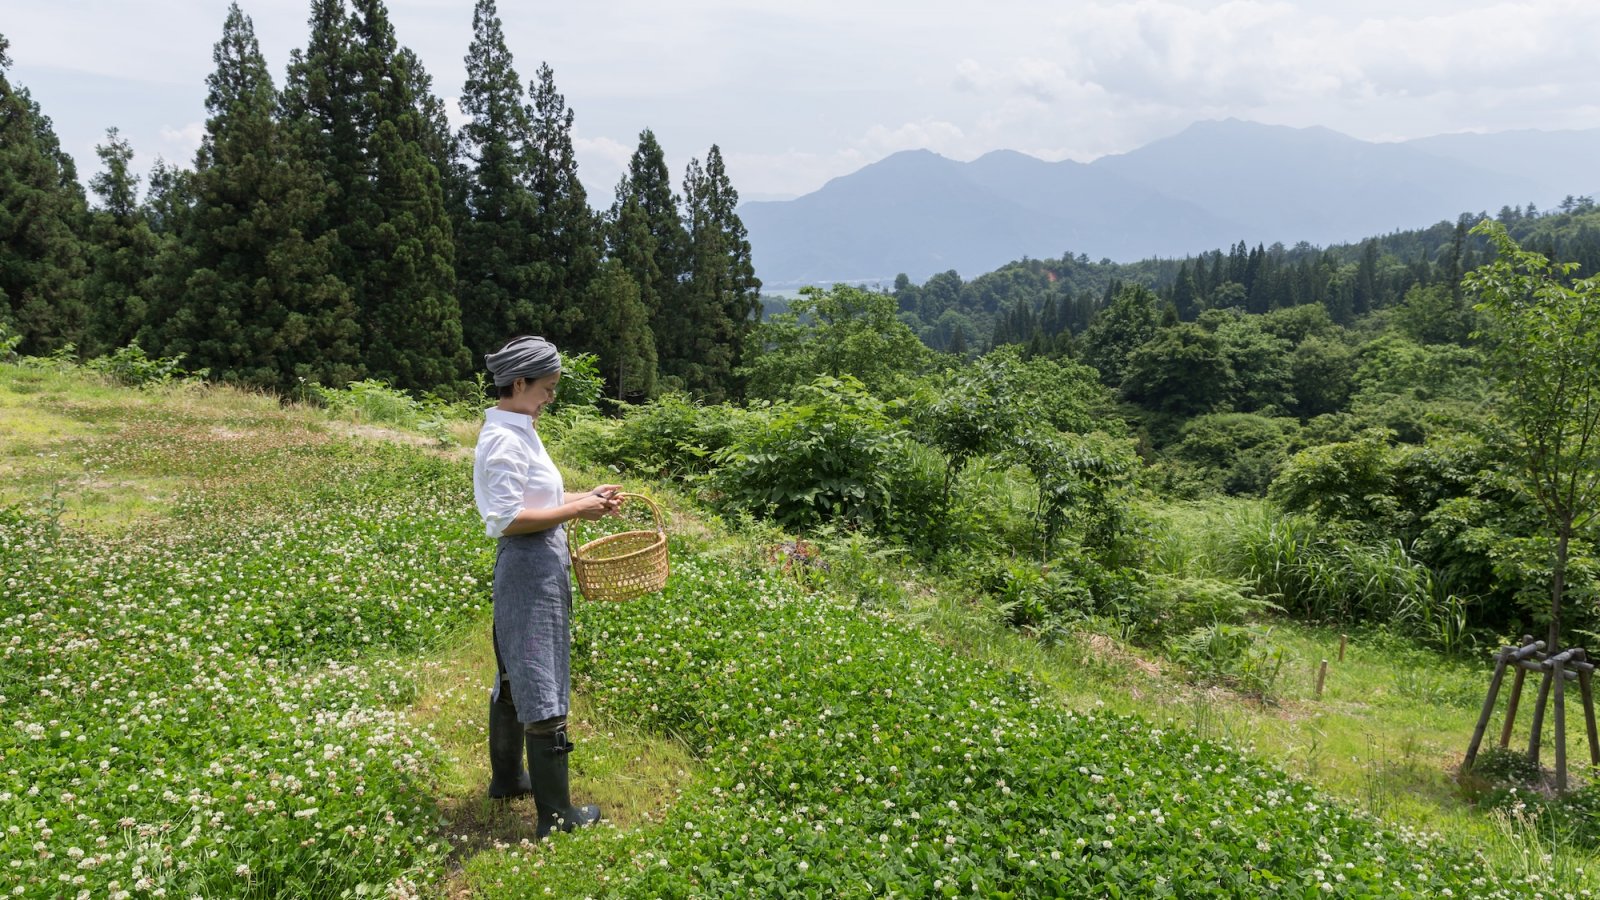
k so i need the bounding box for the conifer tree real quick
[454,0,543,355]
[83,128,160,356]
[0,34,89,353]
[526,62,600,348]
[583,259,656,400]
[677,145,761,400]
[155,3,361,390]
[285,0,468,390]
[609,129,688,382]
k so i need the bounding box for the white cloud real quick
[158,122,205,161]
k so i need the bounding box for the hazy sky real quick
[8,0,1600,207]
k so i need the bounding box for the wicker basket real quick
[571,493,669,602]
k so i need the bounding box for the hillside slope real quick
[0,361,1551,898]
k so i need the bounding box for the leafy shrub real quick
[0,321,21,360]
[1013,429,1142,564]
[710,375,904,530]
[577,392,752,479]
[1169,622,1286,698]
[83,341,205,387]
[1146,573,1279,638]
[1164,412,1299,497]
[547,350,603,419]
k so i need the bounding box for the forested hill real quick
[887,201,1600,354]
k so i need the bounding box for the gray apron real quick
[491,524,572,724]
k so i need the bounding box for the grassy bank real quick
[1,360,1589,897]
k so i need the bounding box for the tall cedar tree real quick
[348,0,468,389]
[526,62,600,349]
[154,4,361,390]
[284,0,467,390]
[454,0,543,356]
[603,190,662,398]
[0,34,89,353]
[83,128,160,356]
[677,145,761,401]
[584,259,656,400]
[609,129,687,377]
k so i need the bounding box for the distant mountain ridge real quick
[740,119,1600,288]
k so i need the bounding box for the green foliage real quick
[1271,428,1398,524]
[569,392,750,479]
[1080,283,1161,386]
[1466,219,1600,648]
[1169,623,1286,699]
[1164,412,1299,497]
[1218,508,1471,652]
[0,44,88,356]
[1393,282,1475,345]
[1014,429,1141,560]
[741,283,928,400]
[910,345,1105,504]
[710,375,903,530]
[547,350,603,418]
[83,341,205,388]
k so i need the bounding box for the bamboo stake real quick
[1315,659,1328,699]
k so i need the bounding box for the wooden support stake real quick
[1577,650,1600,768]
[1555,657,1569,793]
[1339,634,1347,662]
[1315,659,1328,699]
[1467,649,1511,771]
[1529,665,1555,766]
[1500,666,1527,750]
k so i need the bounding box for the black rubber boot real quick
[486,693,532,799]
[526,728,601,837]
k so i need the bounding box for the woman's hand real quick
[575,484,623,520]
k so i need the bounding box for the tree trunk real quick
[1550,522,1572,652]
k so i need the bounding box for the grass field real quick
[3,359,1593,897]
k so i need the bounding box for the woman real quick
[472,335,620,837]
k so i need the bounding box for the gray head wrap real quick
[485,336,562,387]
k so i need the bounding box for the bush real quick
[83,341,205,387]
[710,375,905,530]
[1163,412,1299,497]
[580,392,752,479]
[1169,622,1286,699]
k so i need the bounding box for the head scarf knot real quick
[485,336,562,387]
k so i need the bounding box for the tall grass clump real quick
[1218,506,1471,652]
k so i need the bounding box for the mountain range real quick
[739,119,1600,288]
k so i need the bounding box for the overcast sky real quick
[7,0,1600,207]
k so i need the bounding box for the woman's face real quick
[522,372,561,421]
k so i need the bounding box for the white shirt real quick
[473,407,565,538]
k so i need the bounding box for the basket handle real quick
[571,491,665,537]
[615,492,666,534]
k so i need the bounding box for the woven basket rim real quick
[574,528,664,566]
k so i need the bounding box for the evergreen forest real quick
[0,0,759,403]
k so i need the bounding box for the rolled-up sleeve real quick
[474,431,529,538]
